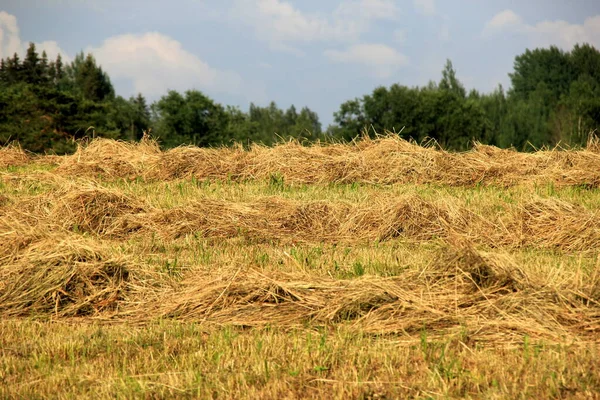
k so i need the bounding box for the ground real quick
[1,136,599,399]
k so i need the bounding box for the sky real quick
[1,0,600,126]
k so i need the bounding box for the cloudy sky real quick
[1,0,600,126]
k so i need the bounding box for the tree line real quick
[1,42,600,153]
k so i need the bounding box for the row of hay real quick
[154,244,600,343]
[25,186,600,251]
[43,135,600,187]
[2,185,599,251]
[142,241,600,343]
[1,234,598,344]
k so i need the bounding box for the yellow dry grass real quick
[46,134,600,187]
[1,136,600,398]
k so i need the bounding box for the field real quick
[1,135,600,399]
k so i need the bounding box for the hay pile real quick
[0,231,172,318]
[0,143,29,168]
[48,135,600,187]
[509,198,600,252]
[151,243,599,343]
[0,236,131,317]
[50,185,149,236]
[3,183,599,251]
[55,137,162,179]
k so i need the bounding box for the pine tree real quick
[284,105,298,128]
[64,52,115,101]
[23,42,40,84]
[134,93,150,121]
[55,54,64,84]
[39,50,50,85]
[127,93,151,139]
[6,53,22,83]
[0,59,6,84]
[47,60,56,84]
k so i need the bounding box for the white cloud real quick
[231,0,400,53]
[528,18,596,49]
[483,10,600,49]
[413,0,435,16]
[0,12,262,103]
[0,11,20,59]
[482,9,523,36]
[232,0,352,52]
[324,43,409,78]
[88,32,247,99]
[0,11,70,62]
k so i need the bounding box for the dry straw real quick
[3,228,596,344]
[0,210,598,344]
[4,181,599,251]
[0,235,131,317]
[2,135,600,345]
[150,242,599,344]
[0,143,29,168]
[48,134,600,187]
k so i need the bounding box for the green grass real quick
[2,319,598,399]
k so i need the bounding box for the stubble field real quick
[1,135,599,399]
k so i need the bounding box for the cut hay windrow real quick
[51,185,150,236]
[46,135,600,187]
[142,196,599,251]
[1,237,597,343]
[3,184,600,251]
[137,195,469,243]
[54,137,162,179]
[1,138,599,347]
[147,244,600,344]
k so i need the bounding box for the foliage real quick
[330,44,600,150]
[330,62,488,150]
[2,41,600,153]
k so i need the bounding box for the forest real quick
[1,42,600,153]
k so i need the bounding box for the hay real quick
[51,185,150,236]
[128,196,597,251]
[510,198,600,252]
[0,143,29,168]
[0,190,598,343]
[156,145,247,180]
[432,240,531,292]
[2,136,600,345]
[55,137,162,179]
[4,182,597,251]
[30,134,600,187]
[1,174,598,253]
[0,236,131,317]
[131,195,473,244]
[152,244,599,343]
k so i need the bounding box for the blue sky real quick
[1,0,600,126]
